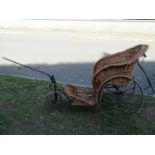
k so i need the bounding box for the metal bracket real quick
[137,61,154,95]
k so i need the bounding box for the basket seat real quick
[64,44,149,106]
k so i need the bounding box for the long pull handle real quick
[2,57,58,101]
[2,57,56,83]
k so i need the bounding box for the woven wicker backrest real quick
[92,44,149,94]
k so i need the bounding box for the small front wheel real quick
[43,92,62,112]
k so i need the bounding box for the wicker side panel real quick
[64,84,96,106]
[93,63,135,94]
[64,84,77,97]
[94,52,130,74]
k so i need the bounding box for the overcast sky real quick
[0,0,154,20]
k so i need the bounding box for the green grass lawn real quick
[0,74,155,135]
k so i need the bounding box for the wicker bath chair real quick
[64,44,150,119]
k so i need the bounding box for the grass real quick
[0,74,155,135]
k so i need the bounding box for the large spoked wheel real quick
[96,76,143,120]
[43,91,62,112]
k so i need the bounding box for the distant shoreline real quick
[24,19,155,22]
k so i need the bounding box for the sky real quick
[0,0,154,20]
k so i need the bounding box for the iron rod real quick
[2,57,55,82]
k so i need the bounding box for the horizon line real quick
[23,19,155,22]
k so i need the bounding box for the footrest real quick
[64,84,96,106]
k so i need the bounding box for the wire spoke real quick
[97,76,143,120]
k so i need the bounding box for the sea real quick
[0,19,155,90]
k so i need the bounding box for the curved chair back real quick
[92,44,149,94]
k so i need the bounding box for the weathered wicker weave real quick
[93,44,148,94]
[64,84,95,106]
[64,44,149,106]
